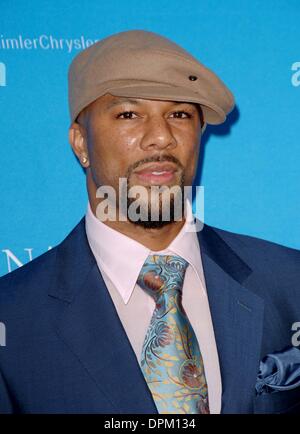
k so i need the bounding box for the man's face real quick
[73,93,202,226]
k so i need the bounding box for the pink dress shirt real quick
[85,200,222,413]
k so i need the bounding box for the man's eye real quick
[171,111,192,119]
[116,111,137,119]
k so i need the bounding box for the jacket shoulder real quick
[207,224,300,270]
[0,217,86,306]
[0,244,58,304]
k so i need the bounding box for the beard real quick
[126,172,186,229]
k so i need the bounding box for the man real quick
[0,29,300,414]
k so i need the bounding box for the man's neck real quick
[89,200,186,251]
[101,217,186,251]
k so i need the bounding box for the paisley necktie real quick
[137,254,209,414]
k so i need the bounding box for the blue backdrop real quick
[1,0,299,276]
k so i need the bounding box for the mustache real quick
[126,155,184,178]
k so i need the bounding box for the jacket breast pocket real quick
[253,387,300,414]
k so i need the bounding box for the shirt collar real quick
[85,198,205,304]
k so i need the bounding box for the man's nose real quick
[139,115,177,151]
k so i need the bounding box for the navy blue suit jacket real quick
[0,217,300,414]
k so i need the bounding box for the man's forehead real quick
[75,94,203,127]
[94,94,199,110]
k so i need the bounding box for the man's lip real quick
[133,162,178,174]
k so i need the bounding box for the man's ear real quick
[68,122,90,168]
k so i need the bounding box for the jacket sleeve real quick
[0,368,13,414]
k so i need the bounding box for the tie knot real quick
[137,254,188,301]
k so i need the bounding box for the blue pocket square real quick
[256,346,300,396]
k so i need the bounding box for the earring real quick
[81,156,88,164]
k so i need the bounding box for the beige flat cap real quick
[68,29,235,128]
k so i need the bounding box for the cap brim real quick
[106,84,226,125]
[71,82,227,128]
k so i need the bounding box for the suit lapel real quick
[198,224,265,413]
[48,218,157,414]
